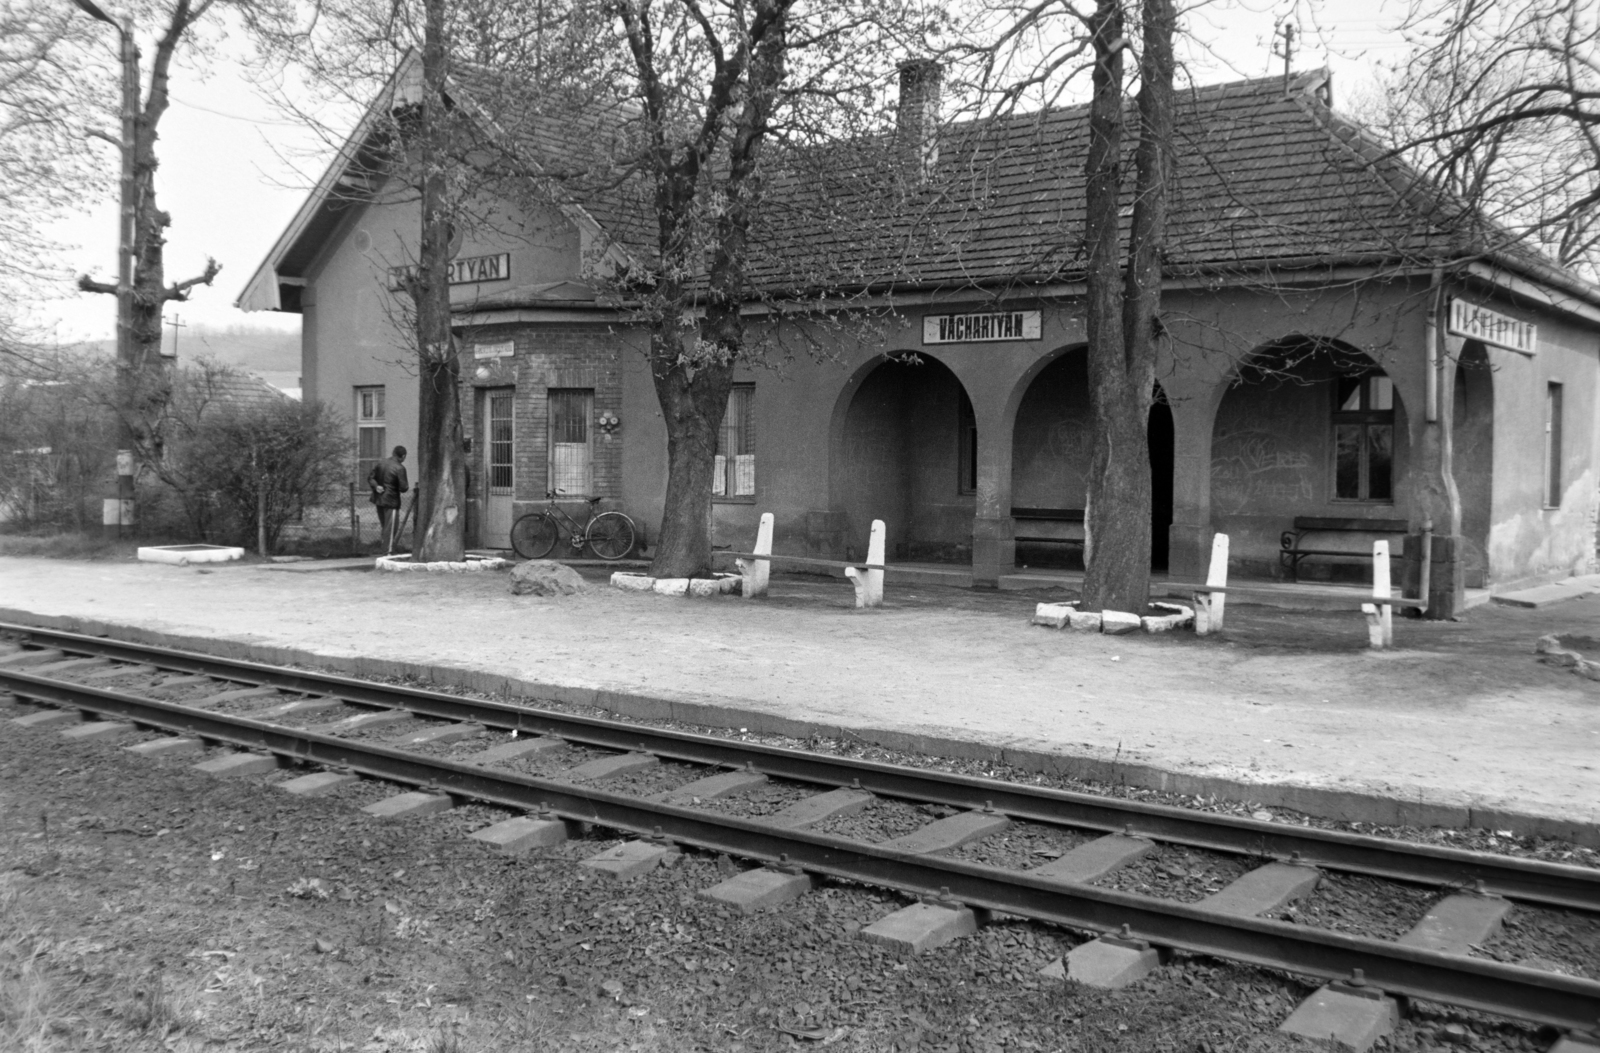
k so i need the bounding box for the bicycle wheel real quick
[509,513,559,560]
[585,512,637,560]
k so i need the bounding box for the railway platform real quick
[1,553,1597,844]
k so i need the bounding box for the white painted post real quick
[844,519,886,608]
[735,512,773,599]
[1363,539,1394,649]
[1195,533,1229,635]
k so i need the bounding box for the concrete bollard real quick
[736,512,774,600]
[1194,533,1229,635]
[1361,540,1395,649]
[844,519,886,609]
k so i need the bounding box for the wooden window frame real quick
[355,385,386,487]
[1331,373,1395,504]
[714,383,757,502]
[1545,381,1564,508]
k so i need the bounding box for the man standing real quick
[368,446,410,555]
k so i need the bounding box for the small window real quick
[1332,373,1394,502]
[355,386,386,486]
[487,390,514,494]
[714,384,756,498]
[1546,382,1564,507]
[548,389,593,496]
[958,388,977,494]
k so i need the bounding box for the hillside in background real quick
[71,324,302,394]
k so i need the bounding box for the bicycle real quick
[509,491,639,561]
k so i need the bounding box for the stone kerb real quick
[1536,633,1600,682]
[610,572,742,597]
[376,554,511,573]
[1032,601,1194,635]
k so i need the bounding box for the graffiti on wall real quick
[1210,416,1316,516]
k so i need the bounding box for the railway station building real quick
[239,60,1600,610]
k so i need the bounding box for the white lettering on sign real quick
[473,341,515,360]
[923,310,1042,344]
[1449,297,1537,356]
[448,253,511,285]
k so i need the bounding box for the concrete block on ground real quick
[560,751,658,783]
[279,771,357,796]
[1549,1036,1600,1053]
[652,578,690,596]
[314,708,415,734]
[1066,610,1102,632]
[470,815,570,854]
[11,707,80,729]
[31,657,111,676]
[1279,984,1399,1053]
[0,648,64,667]
[859,900,980,955]
[767,787,875,829]
[880,810,1010,854]
[1029,834,1155,884]
[61,720,134,742]
[581,840,680,880]
[466,736,566,764]
[193,751,280,778]
[653,768,768,804]
[1398,893,1512,956]
[362,791,454,820]
[1100,610,1141,635]
[610,572,654,592]
[699,867,814,913]
[1032,602,1075,629]
[191,686,280,708]
[390,721,485,746]
[127,737,203,759]
[1197,862,1321,917]
[1062,937,1161,988]
[1142,602,1193,633]
[258,697,345,719]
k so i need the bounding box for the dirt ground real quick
[0,714,1562,1053]
[0,555,1596,830]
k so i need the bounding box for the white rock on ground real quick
[1100,610,1141,635]
[1033,602,1076,629]
[1067,609,1102,632]
[610,572,654,592]
[509,560,589,596]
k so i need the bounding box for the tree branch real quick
[163,257,221,301]
[77,274,117,296]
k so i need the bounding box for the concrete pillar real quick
[1166,397,1216,582]
[971,404,1014,587]
[1407,333,1467,618]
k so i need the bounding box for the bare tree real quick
[1379,0,1600,277]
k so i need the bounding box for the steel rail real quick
[5,621,1600,913]
[5,667,1600,1032]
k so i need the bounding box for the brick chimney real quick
[896,58,942,186]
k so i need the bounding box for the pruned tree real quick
[73,0,223,369]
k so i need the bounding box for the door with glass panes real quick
[483,389,515,549]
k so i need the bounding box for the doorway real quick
[483,388,515,549]
[1148,395,1174,570]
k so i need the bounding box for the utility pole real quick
[1274,23,1296,92]
[74,0,139,537]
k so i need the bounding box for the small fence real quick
[277,482,383,549]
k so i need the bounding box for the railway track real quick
[2,620,1598,1050]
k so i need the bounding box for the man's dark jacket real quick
[369,457,409,510]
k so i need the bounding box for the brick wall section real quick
[457,323,627,540]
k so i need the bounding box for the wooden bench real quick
[717,514,887,608]
[1012,507,1085,547]
[1279,516,1409,583]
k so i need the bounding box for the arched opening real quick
[1452,341,1494,588]
[1009,349,1175,570]
[837,353,976,564]
[1210,335,1410,579]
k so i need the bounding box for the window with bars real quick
[487,390,514,495]
[1332,373,1394,502]
[1546,382,1564,507]
[548,388,593,495]
[355,386,385,486]
[714,384,755,498]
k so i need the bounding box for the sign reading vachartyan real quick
[1448,297,1537,356]
[390,252,512,289]
[923,310,1041,344]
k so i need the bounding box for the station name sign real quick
[1448,297,1536,356]
[389,252,512,288]
[923,310,1041,344]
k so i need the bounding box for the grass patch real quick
[0,532,144,561]
[0,877,79,1053]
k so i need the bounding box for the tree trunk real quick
[648,335,734,578]
[1079,0,1174,615]
[411,0,467,562]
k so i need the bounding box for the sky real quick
[27,0,1415,344]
